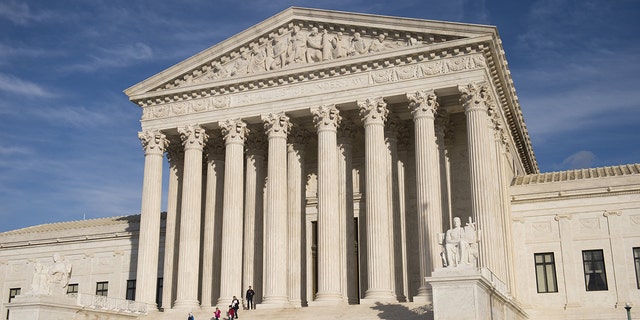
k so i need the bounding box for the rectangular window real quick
[583,249,608,291]
[7,288,21,320]
[67,283,79,294]
[126,280,136,301]
[634,248,640,289]
[96,281,109,296]
[534,252,558,293]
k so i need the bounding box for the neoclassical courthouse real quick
[2,8,640,320]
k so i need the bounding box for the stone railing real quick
[70,293,147,315]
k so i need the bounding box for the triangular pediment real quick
[124,7,497,100]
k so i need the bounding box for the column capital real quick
[219,119,249,145]
[358,97,388,125]
[458,82,493,112]
[138,130,169,156]
[178,124,208,151]
[407,89,438,119]
[262,112,291,138]
[311,104,341,132]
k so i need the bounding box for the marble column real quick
[358,97,395,302]
[459,83,499,273]
[288,125,308,307]
[262,113,291,306]
[386,114,405,302]
[162,139,184,309]
[218,119,248,307]
[338,119,357,304]
[201,135,225,307]
[407,90,443,302]
[174,125,208,309]
[136,130,169,307]
[242,128,266,306]
[311,105,343,303]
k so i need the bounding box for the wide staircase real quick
[148,302,433,320]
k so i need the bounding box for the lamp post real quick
[626,303,632,320]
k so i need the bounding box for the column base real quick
[172,299,200,310]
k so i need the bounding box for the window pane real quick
[634,248,640,289]
[583,249,608,291]
[534,253,557,293]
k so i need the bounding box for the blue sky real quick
[1,0,639,232]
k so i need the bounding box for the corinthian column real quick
[358,97,395,302]
[288,125,309,307]
[242,128,266,307]
[201,134,225,307]
[459,82,499,273]
[311,105,343,304]
[338,119,357,304]
[218,119,248,307]
[261,112,291,307]
[174,125,208,309]
[136,130,168,307]
[162,139,183,309]
[407,90,443,302]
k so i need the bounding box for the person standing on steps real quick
[245,286,255,310]
[231,296,240,318]
[214,307,221,320]
[187,311,195,320]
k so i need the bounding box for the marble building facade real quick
[2,8,640,320]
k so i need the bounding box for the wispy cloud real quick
[0,73,54,97]
[65,43,154,72]
[0,0,51,25]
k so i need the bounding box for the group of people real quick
[188,286,256,320]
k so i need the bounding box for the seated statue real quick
[444,217,478,268]
[28,253,72,296]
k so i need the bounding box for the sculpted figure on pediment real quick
[248,43,269,74]
[349,32,368,56]
[268,32,290,70]
[331,32,350,59]
[306,27,324,62]
[289,25,308,64]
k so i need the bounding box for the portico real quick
[125,7,533,312]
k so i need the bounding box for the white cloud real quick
[561,151,596,169]
[0,73,54,97]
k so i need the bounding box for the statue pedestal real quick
[7,294,80,320]
[425,267,528,320]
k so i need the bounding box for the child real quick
[227,305,235,320]
[214,307,221,320]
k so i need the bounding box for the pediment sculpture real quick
[154,22,463,91]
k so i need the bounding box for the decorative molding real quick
[138,53,487,120]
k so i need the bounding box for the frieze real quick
[140,54,486,121]
[141,95,231,120]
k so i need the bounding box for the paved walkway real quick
[148,302,433,320]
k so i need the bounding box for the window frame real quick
[534,252,558,293]
[95,281,109,296]
[67,283,79,294]
[582,249,608,291]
